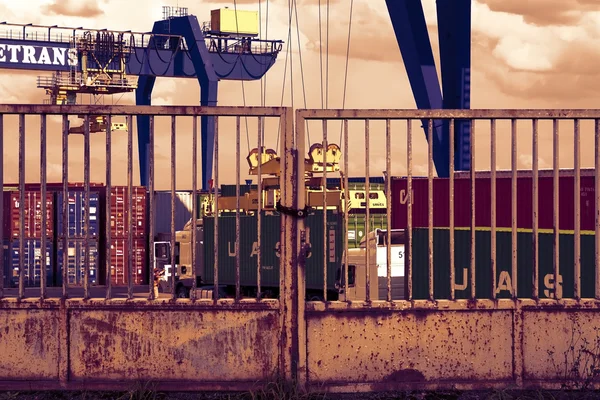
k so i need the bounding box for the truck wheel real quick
[176,285,190,298]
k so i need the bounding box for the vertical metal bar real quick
[427,119,434,301]
[365,119,370,303]
[470,120,476,300]
[105,115,112,300]
[147,116,155,300]
[511,119,517,299]
[343,119,349,300]
[235,116,241,302]
[83,115,90,300]
[532,119,539,300]
[191,115,197,301]
[125,115,134,300]
[294,110,307,386]
[170,115,176,300]
[553,119,560,300]
[574,119,581,300]
[257,117,262,300]
[449,119,455,300]
[0,115,3,299]
[406,119,413,301]
[322,120,328,302]
[386,119,392,302]
[40,114,47,300]
[18,114,25,300]
[213,116,219,303]
[62,115,68,298]
[490,119,497,300]
[595,119,600,300]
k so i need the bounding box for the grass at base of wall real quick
[2,390,600,400]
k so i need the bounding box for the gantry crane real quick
[0,2,472,181]
[0,6,283,189]
[385,0,472,176]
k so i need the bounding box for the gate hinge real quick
[276,201,311,218]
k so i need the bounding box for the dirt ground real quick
[1,390,600,400]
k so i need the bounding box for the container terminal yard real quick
[0,1,598,397]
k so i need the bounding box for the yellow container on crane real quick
[210,8,259,36]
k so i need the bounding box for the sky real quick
[0,0,598,189]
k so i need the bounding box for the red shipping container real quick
[110,238,147,285]
[3,191,54,239]
[391,170,596,232]
[110,186,147,238]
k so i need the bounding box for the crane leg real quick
[385,0,449,177]
[135,16,220,190]
[135,75,156,187]
[437,0,472,172]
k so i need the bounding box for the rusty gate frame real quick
[0,104,303,391]
[293,108,600,391]
[1,105,600,391]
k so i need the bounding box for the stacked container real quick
[56,191,100,286]
[3,191,54,287]
[109,187,147,285]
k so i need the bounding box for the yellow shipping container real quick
[211,8,259,36]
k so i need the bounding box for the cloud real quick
[41,0,105,18]
[478,0,600,26]
[301,2,401,62]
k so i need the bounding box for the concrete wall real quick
[0,299,280,391]
[1,298,600,392]
[304,300,600,392]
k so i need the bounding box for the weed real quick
[548,324,600,391]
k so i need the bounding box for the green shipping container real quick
[345,213,388,249]
[202,210,343,291]
[411,228,596,300]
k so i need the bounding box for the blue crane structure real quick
[0,6,283,189]
[0,2,471,182]
[385,0,471,176]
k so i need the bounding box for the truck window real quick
[338,265,356,287]
[154,242,180,264]
[348,265,355,286]
[155,243,169,259]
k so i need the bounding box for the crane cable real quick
[318,0,324,109]
[293,0,311,145]
[275,0,295,150]
[233,0,251,152]
[340,0,354,144]
[326,0,330,109]
[259,0,269,147]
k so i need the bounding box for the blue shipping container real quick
[56,239,99,286]
[5,240,53,288]
[56,192,100,238]
[2,242,8,288]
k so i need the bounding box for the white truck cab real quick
[153,219,203,298]
[336,229,406,301]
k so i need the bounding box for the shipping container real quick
[110,238,147,285]
[153,191,196,234]
[219,184,257,197]
[110,187,147,238]
[202,210,342,294]
[315,176,386,191]
[346,213,388,249]
[3,191,54,239]
[390,171,596,232]
[3,239,53,288]
[1,242,7,288]
[56,239,99,286]
[410,228,595,300]
[56,192,100,238]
